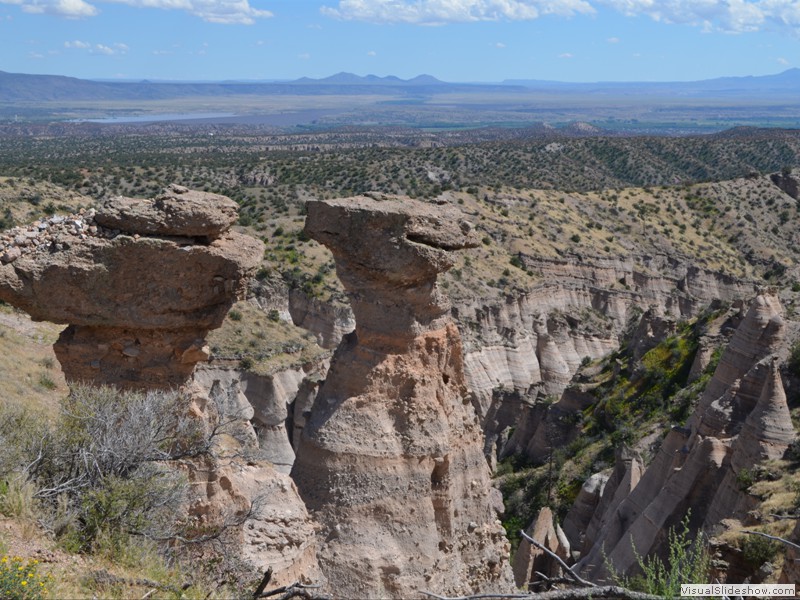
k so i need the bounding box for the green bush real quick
[789,340,800,378]
[741,534,781,568]
[27,385,212,554]
[0,555,53,599]
[609,513,710,598]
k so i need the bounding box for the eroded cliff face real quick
[459,254,757,462]
[292,195,514,598]
[0,187,320,587]
[283,247,756,464]
[574,294,796,581]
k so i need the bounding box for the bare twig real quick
[420,586,664,600]
[252,567,273,600]
[519,530,596,588]
[742,530,800,552]
[256,581,330,600]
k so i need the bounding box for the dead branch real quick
[518,530,596,588]
[252,567,273,599]
[742,530,800,552]
[255,581,330,600]
[420,586,664,600]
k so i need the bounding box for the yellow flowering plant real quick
[0,555,52,599]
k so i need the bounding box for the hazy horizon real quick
[1,1,799,84]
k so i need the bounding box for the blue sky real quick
[1,0,799,82]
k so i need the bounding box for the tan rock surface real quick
[0,189,261,387]
[513,507,569,590]
[94,184,239,239]
[575,294,796,581]
[0,188,320,586]
[292,195,513,598]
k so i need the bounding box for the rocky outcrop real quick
[574,294,796,581]
[193,362,329,474]
[455,255,755,462]
[512,507,570,590]
[288,287,355,349]
[0,187,261,388]
[0,188,321,586]
[770,169,800,200]
[292,195,513,598]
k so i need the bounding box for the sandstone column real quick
[292,195,513,598]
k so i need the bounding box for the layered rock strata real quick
[0,186,320,586]
[292,196,514,598]
[284,250,756,464]
[0,185,261,387]
[575,294,796,581]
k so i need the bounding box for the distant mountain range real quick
[503,68,800,97]
[2,69,799,103]
[0,70,513,102]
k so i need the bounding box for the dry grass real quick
[0,305,67,415]
[207,300,327,376]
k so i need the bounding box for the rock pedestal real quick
[0,185,262,388]
[292,196,514,598]
[0,186,320,586]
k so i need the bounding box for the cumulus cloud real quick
[20,0,97,18]
[367,49,377,55]
[64,39,91,47]
[321,0,595,25]
[3,0,271,23]
[596,0,768,33]
[90,42,128,54]
[558,52,573,58]
[320,0,800,36]
[606,36,619,42]
[106,0,272,24]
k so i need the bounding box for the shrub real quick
[741,534,781,568]
[789,340,800,378]
[608,513,710,598]
[0,555,53,599]
[28,385,213,553]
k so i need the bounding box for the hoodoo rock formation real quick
[0,186,320,586]
[575,293,797,581]
[0,184,262,388]
[292,195,514,598]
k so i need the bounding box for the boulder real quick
[94,184,239,239]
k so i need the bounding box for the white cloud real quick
[558,52,573,58]
[64,39,91,48]
[20,0,98,18]
[321,0,595,25]
[3,0,270,23]
[777,56,790,65]
[494,41,506,47]
[596,0,765,33]
[90,42,127,54]
[367,49,376,55]
[319,0,800,36]
[298,52,311,59]
[606,36,619,42]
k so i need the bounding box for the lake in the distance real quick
[73,112,236,124]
